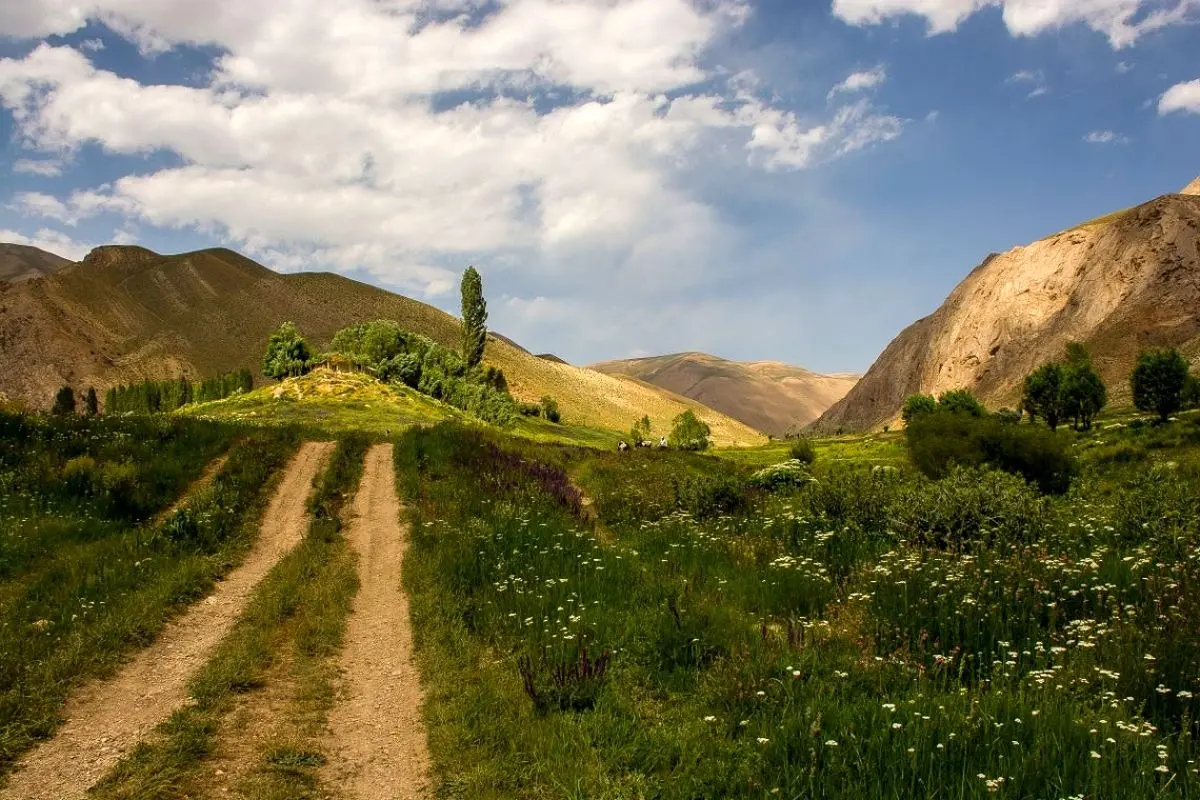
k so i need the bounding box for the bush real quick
[901,394,937,425]
[906,410,1074,494]
[673,473,748,518]
[61,455,98,495]
[540,396,561,424]
[937,388,986,417]
[749,459,814,491]
[668,410,711,451]
[889,466,1047,550]
[789,438,816,465]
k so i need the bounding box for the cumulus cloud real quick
[831,0,1200,47]
[827,66,887,99]
[1159,79,1200,114]
[12,157,65,176]
[0,3,907,299]
[1083,130,1130,144]
[0,227,94,260]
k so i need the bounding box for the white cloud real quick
[0,227,93,260]
[1084,130,1130,144]
[1159,79,1200,115]
[12,157,65,176]
[1116,61,1134,74]
[11,191,77,223]
[0,5,906,298]
[1006,68,1048,98]
[832,0,1200,48]
[828,66,887,99]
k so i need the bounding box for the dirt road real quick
[0,441,334,800]
[323,443,431,800]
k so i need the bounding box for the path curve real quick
[0,441,334,800]
[323,443,431,800]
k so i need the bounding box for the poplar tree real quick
[460,266,488,370]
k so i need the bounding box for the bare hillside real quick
[591,352,858,436]
[0,244,70,283]
[0,245,763,446]
[814,179,1200,432]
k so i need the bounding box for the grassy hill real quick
[178,368,457,435]
[0,245,764,447]
[591,351,858,436]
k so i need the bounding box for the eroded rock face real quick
[815,183,1200,432]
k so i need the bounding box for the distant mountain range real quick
[815,177,1200,431]
[0,244,764,446]
[590,352,858,437]
[0,243,71,283]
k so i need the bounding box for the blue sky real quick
[1,0,1198,373]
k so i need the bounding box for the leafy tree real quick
[1131,348,1190,423]
[460,266,488,369]
[176,375,193,409]
[937,389,986,417]
[901,393,937,425]
[1184,373,1200,410]
[789,437,816,465]
[540,396,561,423]
[85,387,99,417]
[1061,358,1106,431]
[262,321,312,380]
[52,386,76,415]
[669,410,711,451]
[630,415,652,443]
[1023,362,1065,430]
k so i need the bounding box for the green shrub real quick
[749,459,813,491]
[668,410,711,451]
[673,473,747,518]
[519,402,541,417]
[60,455,98,495]
[788,438,816,465]
[889,466,1047,550]
[540,396,561,424]
[906,410,1074,494]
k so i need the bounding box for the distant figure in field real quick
[641,440,653,448]
[618,440,628,452]
[658,436,668,449]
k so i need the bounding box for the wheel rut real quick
[0,441,334,800]
[322,443,431,800]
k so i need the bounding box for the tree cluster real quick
[668,410,711,451]
[1020,343,1107,431]
[325,319,517,425]
[104,370,252,414]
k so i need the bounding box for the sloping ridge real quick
[0,244,71,283]
[591,351,858,437]
[814,179,1200,432]
[0,245,763,446]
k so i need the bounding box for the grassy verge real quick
[89,436,368,799]
[397,422,1199,798]
[0,421,296,775]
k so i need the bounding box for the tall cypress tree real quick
[85,387,99,417]
[460,266,488,370]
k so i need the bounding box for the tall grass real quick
[0,416,298,774]
[397,422,1198,798]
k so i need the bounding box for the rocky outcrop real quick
[814,180,1200,431]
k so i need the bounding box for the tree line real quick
[103,370,254,414]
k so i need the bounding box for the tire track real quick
[0,441,334,800]
[323,443,431,800]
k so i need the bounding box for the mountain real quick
[590,352,858,437]
[0,244,71,283]
[814,178,1200,432]
[0,245,764,447]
